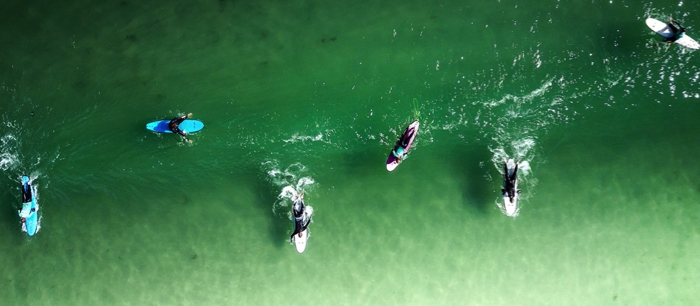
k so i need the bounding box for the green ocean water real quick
[1,0,699,305]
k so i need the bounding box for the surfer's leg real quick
[404,130,415,146]
[290,222,302,242]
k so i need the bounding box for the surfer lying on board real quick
[21,180,32,204]
[289,193,312,242]
[501,159,521,204]
[168,113,193,143]
[19,179,37,223]
[392,146,406,163]
[392,128,415,163]
[665,18,686,43]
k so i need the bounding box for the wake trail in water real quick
[263,160,316,219]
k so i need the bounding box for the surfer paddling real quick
[665,18,687,43]
[386,120,420,171]
[289,192,312,243]
[169,113,193,143]
[501,159,521,204]
[392,146,406,163]
[19,177,38,224]
[392,128,415,163]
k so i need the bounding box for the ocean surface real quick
[1,0,699,305]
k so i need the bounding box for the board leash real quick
[412,98,420,121]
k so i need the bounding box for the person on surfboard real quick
[665,18,686,43]
[392,146,406,163]
[19,177,37,224]
[392,128,415,163]
[289,192,312,242]
[168,113,193,143]
[501,159,521,204]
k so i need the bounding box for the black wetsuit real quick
[290,199,311,241]
[22,183,32,203]
[168,115,188,141]
[399,128,415,148]
[665,20,686,42]
[393,128,415,158]
[501,161,520,203]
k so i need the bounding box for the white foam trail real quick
[265,161,316,216]
[0,152,18,171]
[282,133,324,143]
[296,177,315,191]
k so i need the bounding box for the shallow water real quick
[1,0,699,305]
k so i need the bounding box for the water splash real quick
[264,160,316,216]
[0,152,18,171]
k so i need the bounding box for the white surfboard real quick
[293,229,308,253]
[646,18,700,50]
[675,34,700,49]
[293,206,313,253]
[502,159,519,217]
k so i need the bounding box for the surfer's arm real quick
[290,227,301,241]
[301,218,312,231]
[180,133,191,143]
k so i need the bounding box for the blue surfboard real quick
[19,176,39,236]
[146,119,204,133]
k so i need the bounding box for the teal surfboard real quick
[146,119,204,133]
[19,176,39,236]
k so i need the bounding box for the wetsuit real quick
[290,199,311,241]
[22,183,32,203]
[665,20,686,42]
[19,182,36,221]
[399,129,414,148]
[501,161,520,203]
[393,129,415,160]
[392,146,405,160]
[168,115,188,141]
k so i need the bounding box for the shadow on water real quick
[0,184,23,246]
[451,143,494,214]
[247,166,290,249]
[339,144,383,178]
